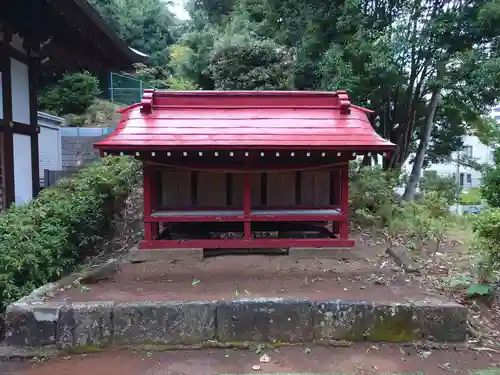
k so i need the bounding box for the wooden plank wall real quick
[197,171,226,206]
[266,172,296,206]
[158,169,339,208]
[231,173,261,205]
[301,171,330,206]
[160,170,192,206]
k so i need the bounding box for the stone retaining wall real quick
[4,298,467,349]
[62,136,104,169]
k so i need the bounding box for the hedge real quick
[0,156,140,311]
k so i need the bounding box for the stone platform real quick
[4,297,467,350]
[2,250,468,351]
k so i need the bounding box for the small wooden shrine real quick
[94,90,395,250]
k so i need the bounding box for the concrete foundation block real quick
[4,303,61,347]
[313,300,375,342]
[57,302,115,349]
[412,301,468,342]
[288,247,356,260]
[129,248,204,263]
[216,298,313,343]
[112,301,216,345]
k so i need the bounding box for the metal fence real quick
[108,72,155,106]
[61,127,113,137]
[43,169,79,188]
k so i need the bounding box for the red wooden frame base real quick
[139,238,355,249]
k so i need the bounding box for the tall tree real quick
[209,33,294,90]
[233,0,500,176]
[89,0,177,65]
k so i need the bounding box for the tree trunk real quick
[402,86,441,201]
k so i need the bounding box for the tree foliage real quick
[178,0,500,174]
[40,0,500,182]
[209,33,293,90]
[38,72,101,115]
[88,0,177,65]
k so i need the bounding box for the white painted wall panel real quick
[13,134,33,204]
[38,124,62,182]
[10,58,31,125]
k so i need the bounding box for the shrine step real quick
[3,298,467,350]
[128,247,204,263]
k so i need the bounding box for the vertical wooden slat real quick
[197,171,226,206]
[143,165,153,241]
[232,173,261,206]
[267,172,295,206]
[243,173,251,240]
[330,169,341,206]
[301,171,315,206]
[160,170,192,207]
[313,171,330,206]
[301,170,331,206]
[339,164,349,240]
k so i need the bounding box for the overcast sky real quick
[167,0,190,20]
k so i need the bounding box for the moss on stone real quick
[66,344,106,354]
[364,307,418,342]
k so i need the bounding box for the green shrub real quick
[349,165,452,252]
[349,164,403,227]
[472,208,500,277]
[460,188,482,205]
[38,71,102,115]
[481,166,500,208]
[419,171,457,205]
[0,156,140,311]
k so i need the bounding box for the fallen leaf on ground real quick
[259,354,270,363]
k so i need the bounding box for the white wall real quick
[403,135,495,189]
[13,134,33,204]
[10,57,34,204]
[10,58,30,125]
[38,112,63,185]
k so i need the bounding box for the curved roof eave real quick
[73,0,148,64]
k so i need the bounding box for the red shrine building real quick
[94,90,395,250]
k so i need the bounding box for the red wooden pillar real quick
[143,165,158,241]
[339,163,349,240]
[243,173,252,240]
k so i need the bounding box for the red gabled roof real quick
[94,90,395,151]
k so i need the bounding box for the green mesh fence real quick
[108,72,155,106]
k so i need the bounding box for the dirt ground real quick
[1,345,499,375]
[48,247,442,303]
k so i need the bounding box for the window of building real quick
[463,145,473,158]
[466,174,472,184]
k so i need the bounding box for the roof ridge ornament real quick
[140,89,154,114]
[337,90,351,115]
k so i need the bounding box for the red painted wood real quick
[154,205,341,211]
[94,90,395,152]
[144,213,347,223]
[339,164,349,240]
[143,165,153,241]
[139,238,356,249]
